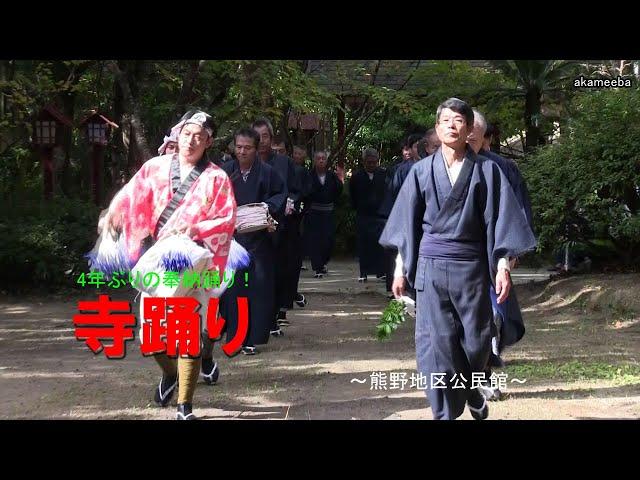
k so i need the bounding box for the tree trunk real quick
[0,61,5,121]
[176,60,204,114]
[622,186,640,215]
[330,100,377,167]
[0,61,7,155]
[107,61,153,170]
[52,61,94,196]
[59,90,76,197]
[524,86,543,152]
[335,97,346,168]
[491,122,501,153]
[280,106,293,150]
[112,74,128,181]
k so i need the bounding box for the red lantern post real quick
[79,111,119,206]
[32,105,72,200]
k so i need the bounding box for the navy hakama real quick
[379,147,536,419]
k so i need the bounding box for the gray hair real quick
[436,97,474,127]
[472,109,488,136]
[362,147,379,160]
[313,150,328,160]
[424,128,437,139]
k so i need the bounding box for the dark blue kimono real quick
[303,170,343,273]
[221,158,286,347]
[479,149,535,354]
[263,152,303,325]
[378,159,416,218]
[282,164,313,307]
[378,159,419,293]
[379,147,536,419]
[263,151,301,235]
[480,150,533,231]
[349,167,387,277]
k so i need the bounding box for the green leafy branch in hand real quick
[376,299,407,341]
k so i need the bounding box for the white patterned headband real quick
[184,112,214,137]
[158,120,185,155]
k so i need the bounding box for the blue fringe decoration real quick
[160,251,193,273]
[85,236,133,279]
[227,239,251,270]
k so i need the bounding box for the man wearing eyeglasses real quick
[380,98,536,420]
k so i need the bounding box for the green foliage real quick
[523,87,640,263]
[0,196,100,291]
[345,110,407,170]
[0,144,36,197]
[375,299,408,340]
[489,60,582,151]
[412,61,524,140]
[338,61,524,168]
[504,361,640,385]
[204,60,337,138]
[7,59,636,291]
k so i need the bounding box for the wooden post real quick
[41,146,54,200]
[91,144,105,205]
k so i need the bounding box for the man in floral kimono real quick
[103,110,236,420]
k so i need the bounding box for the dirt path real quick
[1,261,638,420]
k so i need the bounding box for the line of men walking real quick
[111,99,534,421]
